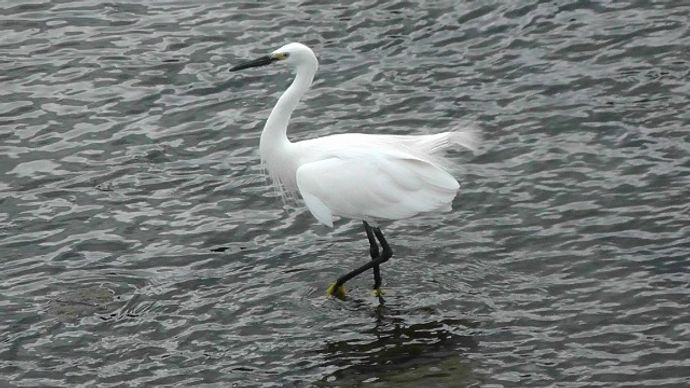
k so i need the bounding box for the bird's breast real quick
[261,148,300,194]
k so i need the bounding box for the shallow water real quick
[2,0,689,386]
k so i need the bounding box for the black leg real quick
[331,250,389,291]
[363,221,381,289]
[373,227,393,264]
[329,225,393,297]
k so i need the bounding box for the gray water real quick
[2,0,689,386]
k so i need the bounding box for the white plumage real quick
[293,132,476,227]
[243,43,479,227]
[230,42,479,297]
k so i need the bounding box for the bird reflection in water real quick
[316,298,480,386]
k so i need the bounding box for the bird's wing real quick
[295,150,459,227]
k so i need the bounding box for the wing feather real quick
[295,150,459,226]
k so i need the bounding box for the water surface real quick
[1,0,689,386]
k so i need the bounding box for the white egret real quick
[230,43,479,299]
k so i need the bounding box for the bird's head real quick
[230,42,318,72]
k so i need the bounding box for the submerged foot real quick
[326,283,347,299]
[372,288,385,298]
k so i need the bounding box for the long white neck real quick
[259,62,317,163]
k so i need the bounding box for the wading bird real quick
[230,43,478,298]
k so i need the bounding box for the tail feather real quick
[418,128,481,154]
[447,129,481,153]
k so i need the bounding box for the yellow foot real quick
[373,288,385,297]
[326,283,347,299]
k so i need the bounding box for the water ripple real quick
[1,0,689,386]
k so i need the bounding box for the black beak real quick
[229,55,277,72]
